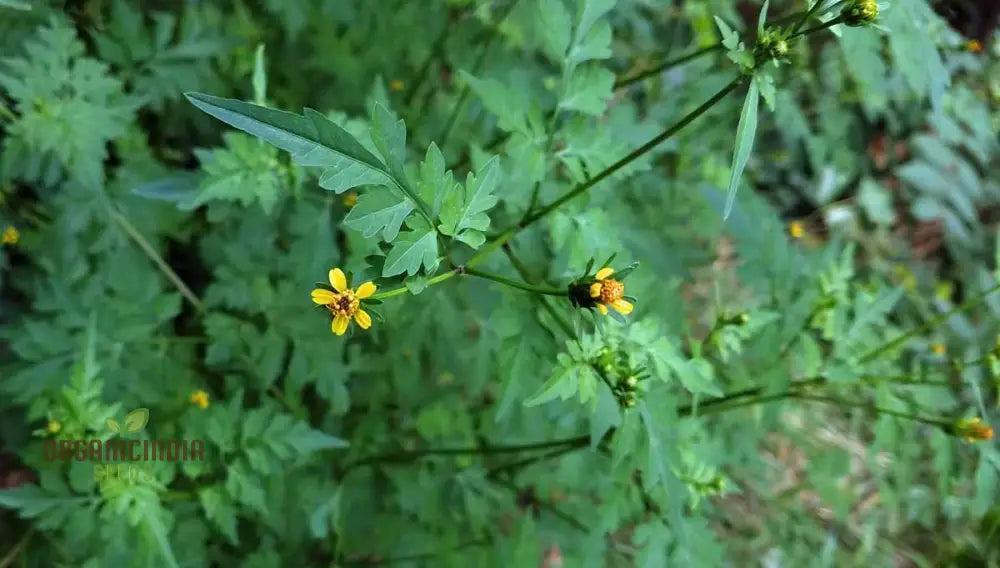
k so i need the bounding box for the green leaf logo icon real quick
[123,408,150,433]
[106,418,121,434]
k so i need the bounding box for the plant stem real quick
[791,0,831,33]
[614,44,725,89]
[859,281,1000,363]
[503,244,576,337]
[345,436,587,471]
[788,15,844,39]
[369,269,459,300]
[463,266,567,296]
[519,76,744,230]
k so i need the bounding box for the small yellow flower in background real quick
[342,191,358,207]
[2,225,19,245]
[954,417,993,443]
[931,343,946,356]
[967,39,982,53]
[788,221,805,239]
[311,267,376,336]
[589,267,633,316]
[47,419,62,434]
[190,390,210,409]
[390,79,405,91]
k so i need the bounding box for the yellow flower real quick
[311,267,376,336]
[788,221,805,239]
[931,343,946,356]
[390,79,405,91]
[342,191,358,207]
[954,417,993,443]
[967,39,982,53]
[588,267,633,316]
[190,390,210,409]
[2,225,19,245]
[47,419,62,434]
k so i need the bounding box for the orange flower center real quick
[327,290,359,317]
[599,279,625,304]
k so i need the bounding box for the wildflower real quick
[931,343,946,356]
[952,417,993,442]
[390,79,405,91]
[47,420,62,434]
[342,191,358,207]
[1,225,19,245]
[841,0,878,27]
[587,267,634,316]
[311,268,376,336]
[966,39,982,53]
[190,390,210,409]
[788,221,805,239]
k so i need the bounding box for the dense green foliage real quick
[1,1,1000,566]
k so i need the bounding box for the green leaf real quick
[416,142,456,219]
[184,93,391,193]
[369,102,408,183]
[723,78,760,220]
[124,408,150,432]
[713,16,739,50]
[438,156,500,248]
[252,43,267,105]
[383,229,439,277]
[343,190,414,242]
[461,71,531,135]
[539,0,573,61]
[199,486,239,545]
[559,66,615,116]
[757,0,770,34]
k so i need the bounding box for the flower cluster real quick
[593,346,647,409]
[569,263,637,318]
[311,268,376,336]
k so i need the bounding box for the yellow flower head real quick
[311,268,376,336]
[967,39,982,53]
[390,79,405,91]
[588,267,634,316]
[190,390,210,409]
[2,225,19,245]
[931,343,946,356]
[954,417,993,443]
[342,191,358,207]
[47,419,62,434]
[788,221,805,239]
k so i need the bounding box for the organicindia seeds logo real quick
[43,408,205,483]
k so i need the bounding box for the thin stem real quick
[788,15,844,39]
[520,76,744,229]
[106,204,203,312]
[614,44,725,89]
[463,266,567,296]
[345,435,586,471]
[369,269,459,300]
[339,539,491,567]
[503,245,576,337]
[791,0,830,34]
[859,281,1000,363]
[785,392,952,427]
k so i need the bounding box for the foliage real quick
[1,1,1000,566]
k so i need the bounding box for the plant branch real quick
[463,266,567,296]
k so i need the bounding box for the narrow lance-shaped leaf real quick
[184,93,391,193]
[723,77,760,220]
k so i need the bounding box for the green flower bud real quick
[841,0,878,27]
[623,375,638,390]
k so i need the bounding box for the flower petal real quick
[356,281,377,299]
[595,267,614,280]
[590,283,602,298]
[329,268,347,292]
[611,299,634,315]
[332,314,350,336]
[354,309,372,329]
[597,304,608,315]
[311,289,337,305]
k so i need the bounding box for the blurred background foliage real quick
[0,0,999,566]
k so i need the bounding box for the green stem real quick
[503,245,576,337]
[788,15,844,39]
[614,44,725,89]
[463,266,567,296]
[369,269,459,300]
[345,435,587,471]
[859,281,1000,363]
[520,76,744,229]
[791,0,830,33]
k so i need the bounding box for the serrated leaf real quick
[343,190,414,242]
[124,408,149,433]
[438,157,500,248]
[184,93,391,195]
[317,155,392,193]
[723,78,760,220]
[714,16,739,50]
[461,71,531,135]
[369,102,407,182]
[559,66,615,115]
[539,0,573,61]
[199,486,239,545]
[383,229,439,277]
